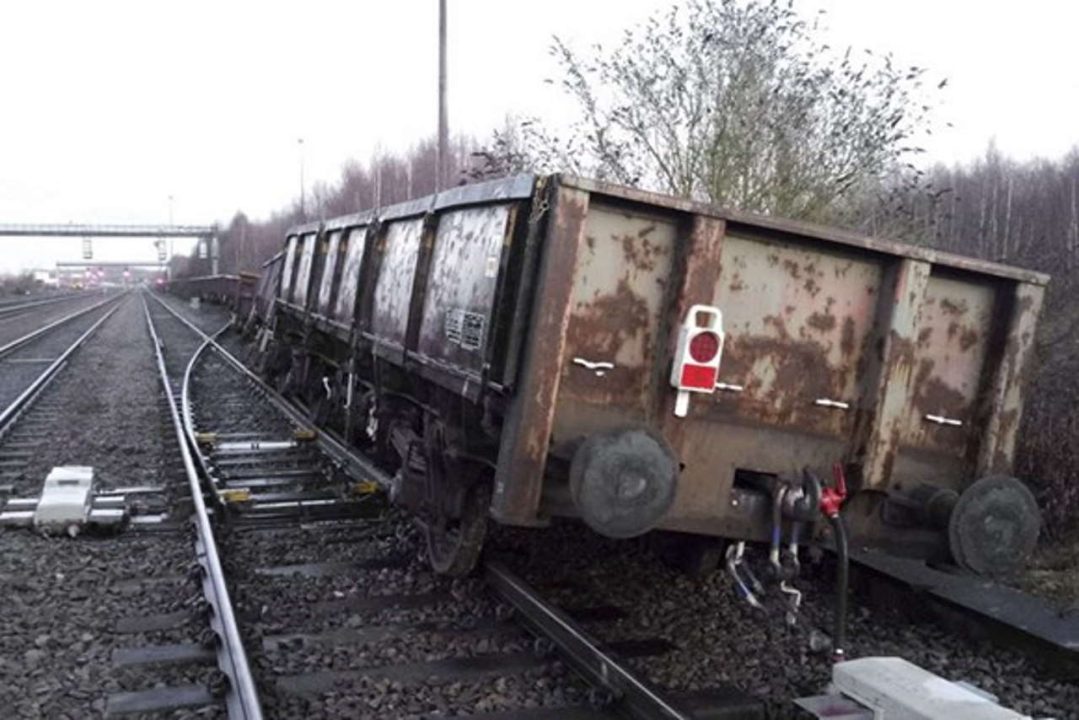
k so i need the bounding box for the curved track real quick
[143,291,736,720]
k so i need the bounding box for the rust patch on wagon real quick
[914,375,968,419]
[565,278,650,359]
[620,231,668,272]
[716,333,848,433]
[940,297,969,316]
[959,327,979,351]
[807,312,837,333]
[840,317,856,356]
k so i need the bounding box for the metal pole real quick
[437,0,448,190]
[298,138,306,219]
[168,196,175,280]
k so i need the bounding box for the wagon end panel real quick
[708,230,884,437]
[888,272,1045,492]
[889,272,998,486]
[549,202,678,442]
[659,227,887,538]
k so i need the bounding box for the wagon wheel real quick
[948,475,1041,577]
[425,481,491,577]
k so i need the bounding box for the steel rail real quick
[140,294,264,720]
[0,292,87,317]
[180,324,232,495]
[0,291,120,358]
[485,561,694,720]
[146,291,391,488]
[0,296,125,437]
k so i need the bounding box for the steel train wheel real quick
[948,475,1041,577]
[424,482,491,577]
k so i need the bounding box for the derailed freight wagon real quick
[254,174,1047,578]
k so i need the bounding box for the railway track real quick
[1,290,1073,718]
[0,292,125,457]
[0,290,113,350]
[0,294,201,717]
[0,290,87,317]
[141,291,764,719]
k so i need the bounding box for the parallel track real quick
[0,292,126,440]
[0,290,87,318]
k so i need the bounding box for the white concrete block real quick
[34,466,94,530]
[832,657,1031,720]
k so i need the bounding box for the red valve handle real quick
[820,462,847,519]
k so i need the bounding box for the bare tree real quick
[513,0,939,222]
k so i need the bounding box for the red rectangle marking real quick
[680,364,718,390]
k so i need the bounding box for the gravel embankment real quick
[492,521,1079,719]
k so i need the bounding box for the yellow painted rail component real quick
[218,488,252,504]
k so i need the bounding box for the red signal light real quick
[689,331,720,363]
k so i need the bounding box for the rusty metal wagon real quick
[251,173,1046,581]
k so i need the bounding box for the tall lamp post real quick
[298,138,306,220]
[167,195,175,280]
[437,0,448,190]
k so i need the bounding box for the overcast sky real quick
[1,0,1077,273]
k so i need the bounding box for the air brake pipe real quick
[769,485,788,577]
[828,512,850,662]
[821,462,850,662]
[726,542,763,610]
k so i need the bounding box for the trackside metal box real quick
[34,465,94,530]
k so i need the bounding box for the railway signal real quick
[669,305,725,417]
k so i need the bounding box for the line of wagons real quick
[172,174,1048,584]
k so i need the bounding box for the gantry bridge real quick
[0,223,221,275]
[0,223,215,238]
